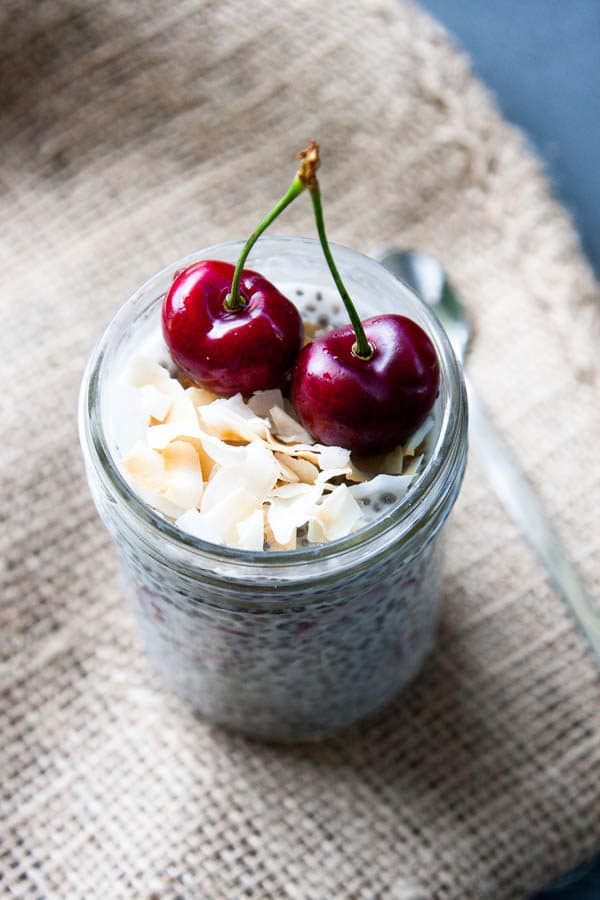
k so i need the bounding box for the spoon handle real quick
[466,375,600,658]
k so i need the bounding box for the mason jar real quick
[79,236,467,742]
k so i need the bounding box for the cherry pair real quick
[162,143,439,455]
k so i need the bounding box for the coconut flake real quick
[204,488,259,544]
[161,440,204,510]
[265,433,317,460]
[315,467,350,486]
[196,430,248,468]
[302,320,319,345]
[122,441,167,493]
[273,454,301,483]
[121,438,203,513]
[146,423,180,450]
[345,461,371,483]
[200,393,270,442]
[313,444,351,471]
[140,487,186,519]
[351,446,405,479]
[381,444,405,474]
[201,440,278,511]
[236,508,265,551]
[165,393,201,437]
[186,385,219,408]
[263,509,297,551]
[307,484,364,543]
[404,416,434,455]
[144,393,201,450]
[125,358,183,398]
[270,482,317,500]
[119,344,433,551]
[279,454,319,484]
[139,384,173,423]
[403,453,424,476]
[177,488,258,546]
[269,406,313,444]
[247,389,284,418]
[175,508,217,542]
[267,483,322,546]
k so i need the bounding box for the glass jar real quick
[79,237,467,741]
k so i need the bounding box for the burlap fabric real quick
[2,1,599,897]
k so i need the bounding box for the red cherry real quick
[162,260,304,395]
[291,314,439,455]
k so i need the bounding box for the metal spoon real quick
[378,248,600,659]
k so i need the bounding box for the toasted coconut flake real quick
[404,416,434,455]
[345,461,371,483]
[403,453,424,476]
[139,384,172,423]
[122,441,167,493]
[382,444,405,474]
[196,430,248,467]
[269,406,313,444]
[267,484,322,546]
[200,393,270,442]
[274,453,301,483]
[295,447,321,466]
[122,437,204,513]
[316,467,351,486]
[165,434,215,481]
[307,484,363,543]
[247,389,284,418]
[120,350,433,550]
[236,508,265,551]
[352,442,405,478]
[302,320,319,345]
[126,358,183,397]
[161,440,204,510]
[265,433,317,459]
[282,454,320,484]
[145,394,201,449]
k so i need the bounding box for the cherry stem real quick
[225,141,321,312]
[309,184,373,360]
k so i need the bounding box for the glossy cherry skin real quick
[291,315,439,455]
[162,260,304,396]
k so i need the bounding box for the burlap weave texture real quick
[1,1,599,898]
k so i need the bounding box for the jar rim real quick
[79,236,467,573]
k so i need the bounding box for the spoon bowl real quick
[377,246,600,661]
[376,249,471,364]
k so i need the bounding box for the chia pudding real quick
[79,237,467,741]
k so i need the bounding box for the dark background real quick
[421,0,600,279]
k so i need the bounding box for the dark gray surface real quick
[420,0,600,278]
